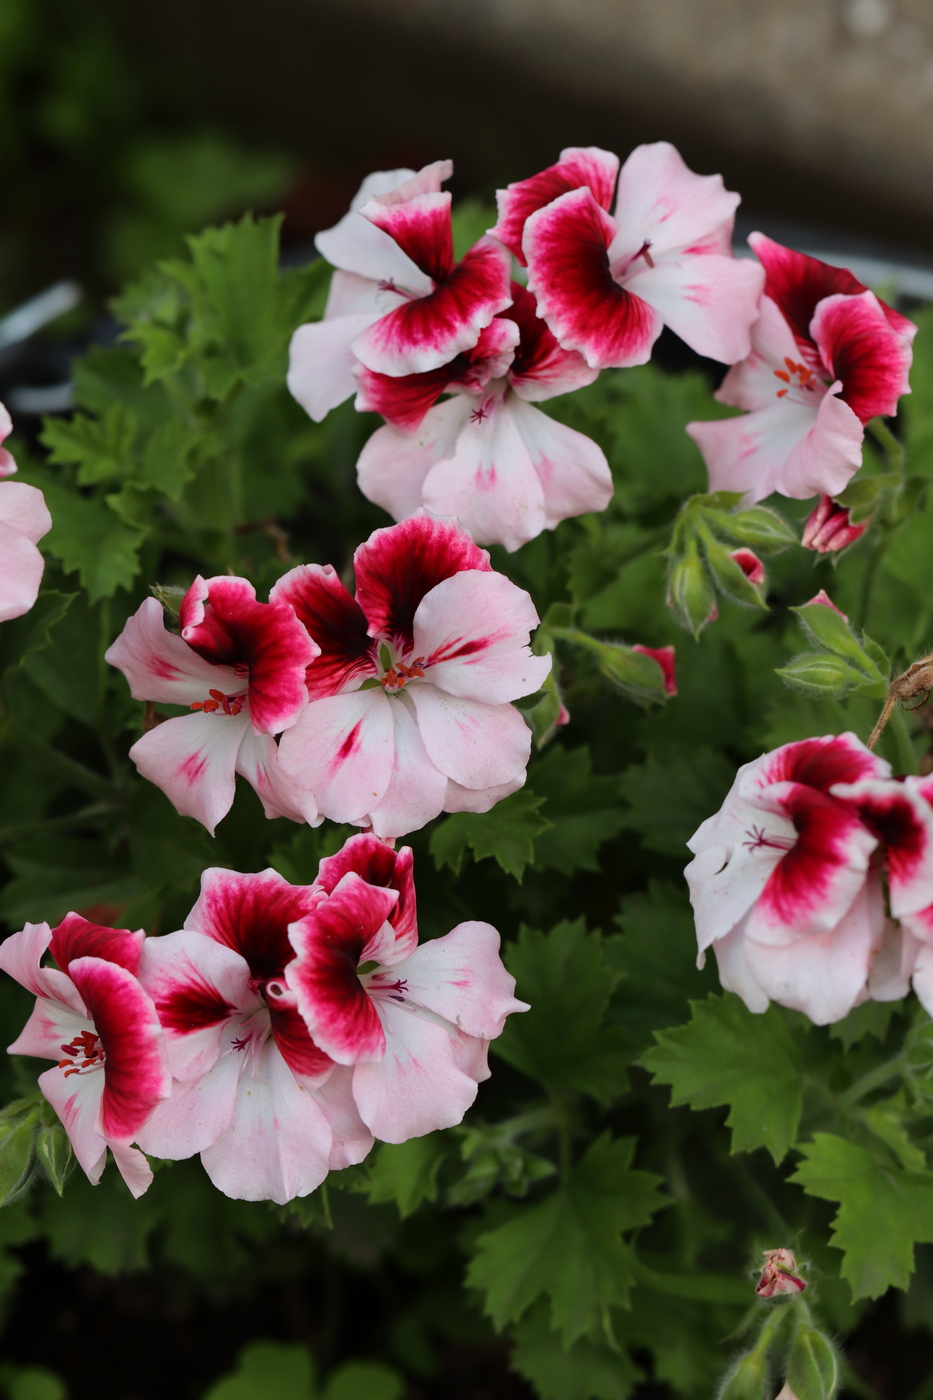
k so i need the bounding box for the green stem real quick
[867,417,906,474]
[0,803,115,844]
[837,1052,907,1110]
[855,534,886,631]
[890,705,919,775]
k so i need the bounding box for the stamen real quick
[742,825,796,853]
[470,403,490,424]
[190,688,246,715]
[633,239,655,268]
[58,1029,104,1076]
[231,1034,251,1052]
[380,657,426,691]
[367,972,409,1002]
[774,362,819,400]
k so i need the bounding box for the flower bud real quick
[731,548,764,585]
[631,644,677,696]
[756,1248,806,1298]
[667,537,716,637]
[786,1327,840,1400]
[802,495,867,553]
[717,1324,776,1400]
[775,653,867,697]
[593,639,672,704]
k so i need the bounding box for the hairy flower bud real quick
[756,1248,806,1298]
[802,495,868,553]
[786,1327,840,1400]
[667,537,716,636]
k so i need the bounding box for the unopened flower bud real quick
[730,548,764,585]
[756,1248,806,1298]
[802,495,867,553]
[786,1327,840,1400]
[667,538,716,637]
[775,1388,801,1400]
[804,589,848,620]
[631,644,677,696]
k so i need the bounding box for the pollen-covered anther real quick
[58,1030,104,1076]
[189,688,246,716]
[774,357,817,398]
[379,658,426,691]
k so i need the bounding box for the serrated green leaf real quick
[529,745,626,876]
[0,591,73,681]
[510,1303,641,1400]
[37,482,145,600]
[365,1136,445,1219]
[41,405,137,486]
[429,789,551,881]
[617,744,734,856]
[640,994,804,1162]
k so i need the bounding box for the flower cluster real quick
[1,835,526,1203]
[288,146,763,550]
[686,732,933,1025]
[0,403,51,624]
[106,512,549,839]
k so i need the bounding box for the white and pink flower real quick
[494,143,763,370]
[288,161,511,422]
[105,576,320,835]
[353,282,612,551]
[274,513,551,839]
[0,913,170,1197]
[685,734,933,1025]
[687,235,916,504]
[0,402,51,624]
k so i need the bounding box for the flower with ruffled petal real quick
[802,494,868,553]
[498,142,762,370]
[687,235,916,505]
[0,402,51,624]
[274,513,551,839]
[0,913,170,1197]
[755,1248,806,1298]
[105,576,320,835]
[354,282,611,550]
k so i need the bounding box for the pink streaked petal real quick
[413,571,549,703]
[104,598,241,707]
[524,189,662,370]
[356,398,471,524]
[811,290,914,423]
[199,1039,333,1204]
[839,776,933,918]
[269,996,334,1084]
[408,685,532,792]
[0,481,52,544]
[392,920,528,1039]
[9,996,88,1061]
[185,866,321,982]
[685,823,787,958]
[136,1050,242,1161]
[622,252,764,364]
[354,359,455,431]
[270,563,375,701]
[443,774,524,814]
[315,167,434,290]
[313,1064,375,1169]
[730,549,765,586]
[0,921,56,1003]
[491,145,620,264]
[506,397,613,531]
[108,1142,155,1198]
[47,913,143,981]
[612,143,740,261]
[138,929,251,1082]
[287,313,380,423]
[749,733,889,794]
[351,1001,482,1142]
[128,711,246,835]
[710,917,772,1015]
[38,1062,107,1184]
[0,517,45,624]
[420,394,549,552]
[359,190,454,283]
[234,729,320,826]
[368,692,448,841]
[506,282,600,402]
[713,296,805,412]
[354,512,491,650]
[352,237,512,377]
[277,688,396,826]
[67,956,170,1141]
[0,449,13,477]
[317,834,418,956]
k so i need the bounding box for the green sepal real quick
[35,1117,74,1197]
[791,600,884,675]
[701,532,765,608]
[775,653,869,697]
[785,1328,841,1400]
[150,583,187,617]
[706,503,797,552]
[666,536,715,638]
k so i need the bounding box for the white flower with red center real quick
[0,402,51,624]
[105,575,320,835]
[352,282,612,551]
[493,143,763,370]
[274,513,551,839]
[135,865,378,1204]
[685,734,933,1025]
[687,235,916,504]
[284,845,527,1143]
[288,161,512,421]
[0,913,170,1197]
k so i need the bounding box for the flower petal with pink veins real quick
[108,1142,156,1199]
[353,513,491,650]
[0,921,66,1006]
[105,598,241,707]
[685,817,789,958]
[490,145,620,265]
[835,777,933,918]
[524,189,662,370]
[38,1060,108,1184]
[136,1051,242,1161]
[391,921,528,1039]
[356,398,471,523]
[313,1064,375,1169]
[67,955,170,1141]
[10,995,89,1063]
[0,480,52,544]
[286,872,399,1064]
[352,1002,483,1142]
[270,563,375,701]
[408,685,532,791]
[128,710,247,835]
[317,835,418,955]
[352,237,512,377]
[199,1038,333,1204]
[811,290,914,422]
[368,692,449,840]
[287,313,382,423]
[185,866,322,981]
[443,774,524,813]
[268,995,334,1085]
[315,167,433,290]
[612,142,740,262]
[138,929,251,1081]
[622,252,764,365]
[359,190,455,282]
[506,397,613,530]
[505,282,600,401]
[277,688,396,825]
[0,517,46,623]
[713,296,808,413]
[50,913,144,977]
[354,359,460,431]
[235,729,321,826]
[413,571,550,703]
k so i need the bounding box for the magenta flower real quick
[685,734,933,1024]
[353,282,611,551]
[687,235,916,504]
[105,576,320,834]
[496,142,763,370]
[274,513,551,839]
[0,914,170,1197]
[0,402,51,624]
[288,161,511,420]
[801,495,868,553]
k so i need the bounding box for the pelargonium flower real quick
[105,576,320,835]
[0,913,170,1197]
[285,851,527,1143]
[685,733,933,1025]
[274,513,551,839]
[0,403,51,624]
[288,161,511,421]
[136,866,375,1204]
[755,1248,806,1298]
[801,494,867,553]
[687,235,916,504]
[353,282,611,551]
[494,142,763,370]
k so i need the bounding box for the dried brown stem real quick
[867,653,933,750]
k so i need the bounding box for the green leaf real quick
[0,1109,37,1205]
[467,1135,665,1344]
[640,994,804,1163]
[6,1368,68,1400]
[35,1117,73,1197]
[790,1133,933,1297]
[495,921,630,1102]
[611,881,716,1037]
[617,744,734,856]
[0,591,73,681]
[510,1304,641,1400]
[37,481,145,600]
[324,1363,404,1400]
[41,404,138,486]
[429,788,552,881]
[202,1342,315,1400]
[529,745,626,876]
[365,1136,446,1219]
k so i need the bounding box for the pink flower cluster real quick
[288,146,763,550]
[0,403,51,624]
[686,732,933,1025]
[0,835,526,1203]
[106,513,550,839]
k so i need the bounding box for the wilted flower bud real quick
[802,495,867,553]
[632,644,677,696]
[756,1248,806,1298]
